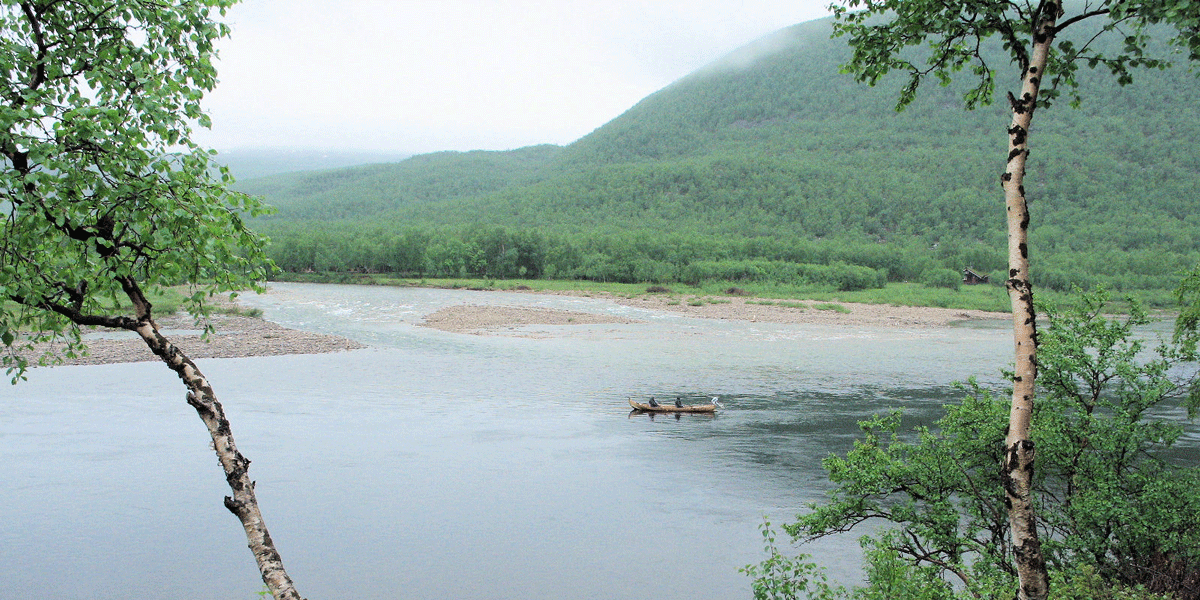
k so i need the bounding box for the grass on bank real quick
[122,288,265,319]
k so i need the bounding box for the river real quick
[0,282,1074,599]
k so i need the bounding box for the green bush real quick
[919,268,962,290]
[746,288,1200,599]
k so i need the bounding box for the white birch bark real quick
[1000,3,1060,599]
[121,280,305,600]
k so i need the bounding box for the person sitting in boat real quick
[675,397,683,408]
[648,397,659,407]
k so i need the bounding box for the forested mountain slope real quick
[237,144,561,219]
[246,16,1200,295]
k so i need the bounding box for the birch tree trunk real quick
[119,279,304,600]
[1000,3,1060,599]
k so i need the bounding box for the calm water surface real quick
[0,282,1061,599]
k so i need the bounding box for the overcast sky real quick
[195,0,835,155]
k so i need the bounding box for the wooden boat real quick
[628,398,717,413]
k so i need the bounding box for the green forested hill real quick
[246,16,1200,297]
[237,144,561,220]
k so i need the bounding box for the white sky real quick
[196,0,834,154]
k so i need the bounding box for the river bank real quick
[418,290,1008,334]
[34,285,1008,366]
[559,290,1007,328]
[30,312,365,367]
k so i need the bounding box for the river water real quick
[0,282,1110,599]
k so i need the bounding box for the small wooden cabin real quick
[962,268,990,285]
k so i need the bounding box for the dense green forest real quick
[239,17,1200,300]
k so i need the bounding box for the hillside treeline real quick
[244,19,1200,298]
[258,220,1196,296]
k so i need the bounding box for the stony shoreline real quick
[34,289,1008,366]
[31,313,365,367]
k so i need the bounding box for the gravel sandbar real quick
[30,313,364,367]
[594,293,1007,328]
[420,291,1007,333]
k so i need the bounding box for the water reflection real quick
[629,410,717,421]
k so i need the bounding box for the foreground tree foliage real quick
[830,1,1200,596]
[0,2,301,598]
[743,289,1200,599]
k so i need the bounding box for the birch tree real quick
[1,1,302,598]
[828,1,1200,598]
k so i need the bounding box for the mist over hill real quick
[242,16,1200,297]
[217,147,412,180]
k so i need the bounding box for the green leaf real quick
[1,0,272,357]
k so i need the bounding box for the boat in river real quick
[628,398,718,413]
